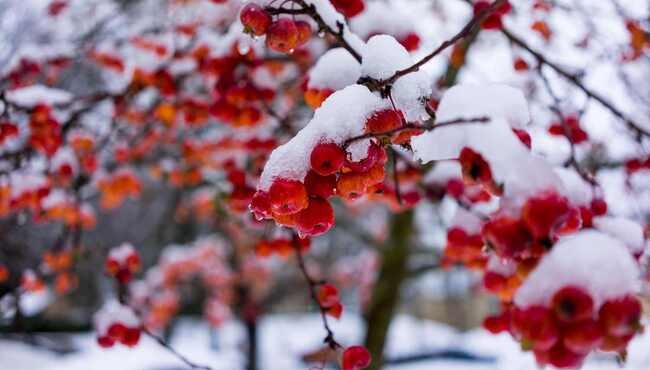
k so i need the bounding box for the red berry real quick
[546,343,585,369]
[326,301,343,319]
[250,191,272,219]
[311,142,346,176]
[240,3,272,36]
[266,18,299,53]
[295,20,312,46]
[483,271,508,293]
[365,109,404,134]
[482,217,532,259]
[107,323,128,341]
[269,179,309,215]
[483,311,511,334]
[399,32,421,51]
[121,327,141,347]
[97,335,115,348]
[562,319,604,354]
[599,295,642,336]
[512,128,531,149]
[304,170,337,198]
[511,306,560,351]
[551,286,594,323]
[513,57,529,71]
[330,0,365,18]
[521,191,572,242]
[296,197,334,237]
[318,283,339,307]
[342,345,371,370]
[346,143,386,173]
[590,198,608,216]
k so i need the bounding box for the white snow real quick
[514,230,640,310]
[93,301,140,335]
[593,216,645,255]
[360,35,411,80]
[6,85,73,107]
[350,2,415,41]
[307,48,361,91]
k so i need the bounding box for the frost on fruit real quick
[514,230,640,310]
[258,84,388,190]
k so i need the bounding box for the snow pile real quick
[423,161,461,185]
[554,167,593,206]
[350,2,415,41]
[304,0,365,52]
[593,216,645,256]
[514,230,640,309]
[6,85,73,107]
[307,48,361,91]
[449,207,483,234]
[360,35,411,80]
[258,84,388,190]
[412,84,561,205]
[392,71,432,121]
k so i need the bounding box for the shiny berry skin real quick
[330,0,365,18]
[546,343,585,369]
[551,286,594,323]
[250,191,272,219]
[365,109,404,134]
[318,283,339,307]
[240,3,272,36]
[521,191,572,241]
[482,311,510,334]
[310,142,346,176]
[342,345,371,370]
[598,295,642,337]
[346,143,386,173]
[268,179,308,215]
[590,198,608,216]
[562,319,604,354]
[296,197,334,237]
[512,128,532,149]
[266,18,299,53]
[97,335,115,348]
[304,170,337,198]
[295,20,312,46]
[511,306,559,351]
[482,216,532,259]
[121,327,141,347]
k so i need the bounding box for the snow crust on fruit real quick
[93,301,140,334]
[412,84,560,204]
[360,35,411,80]
[51,147,79,173]
[8,172,48,198]
[514,230,640,309]
[258,84,388,190]
[350,2,415,41]
[307,48,361,90]
[108,243,137,264]
[593,216,645,255]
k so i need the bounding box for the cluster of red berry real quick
[473,0,512,30]
[250,108,416,236]
[97,320,142,348]
[484,286,642,368]
[548,115,589,144]
[318,283,343,319]
[240,4,312,53]
[105,243,141,284]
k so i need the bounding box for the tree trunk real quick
[363,210,414,370]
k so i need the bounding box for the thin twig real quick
[142,328,216,370]
[291,235,341,350]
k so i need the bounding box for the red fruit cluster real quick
[29,104,62,157]
[474,0,512,30]
[342,345,372,370]
[442,226,486,269]
[240,4,312,53]
[105,244,141,284]
[459,147,502,196]
[318,283,343,319]
[548,116,588,144]
[97,322,142,348]
[330,0,365,18]
[486,287,642,368]
[483,191,580,262]
[251,141,387,237]
[624,156,650,175]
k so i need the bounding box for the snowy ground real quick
[2,314,650,370]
